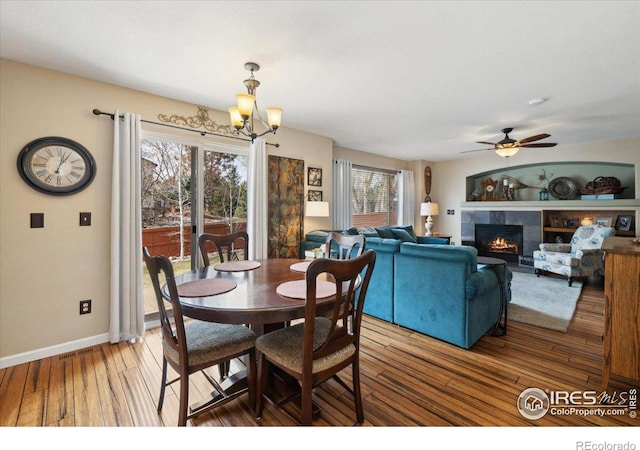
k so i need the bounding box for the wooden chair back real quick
[198,231,249,266]
[325,231,365,260]
[143,247,186,364]
[303,250,376,373]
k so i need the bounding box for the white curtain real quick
[333,159,352,230]
[109,111,145,343]
[398,170,415,226]
[247,138,269,260]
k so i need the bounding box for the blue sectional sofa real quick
[299,226,512,349]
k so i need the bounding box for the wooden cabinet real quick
[601,237,640,388]
[542,209,636,243]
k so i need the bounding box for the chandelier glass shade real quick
[228,62,282,142]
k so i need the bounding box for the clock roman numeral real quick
[36,168,48,177]
[69,171,81,179]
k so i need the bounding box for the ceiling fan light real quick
[495,147,519,158]
[236,93,255,119]
[266,107,282,129]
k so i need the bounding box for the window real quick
[351,165,398,227]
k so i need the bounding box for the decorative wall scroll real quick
[158,106,236,134]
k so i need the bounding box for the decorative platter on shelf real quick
[548,177,579,200]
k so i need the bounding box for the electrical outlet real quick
[79,212,91,226]
[80,299,92,315]
[447,209,455,215]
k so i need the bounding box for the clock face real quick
[17,137,96,195]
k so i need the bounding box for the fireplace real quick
[475,224,523,262]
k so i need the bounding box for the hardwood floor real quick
[1,278,637,429]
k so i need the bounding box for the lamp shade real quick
[305,201,330,217]
[265,107,282,129]
[420,202,439,216]
[236,93,255,118]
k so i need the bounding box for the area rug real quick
[508,271,583,332]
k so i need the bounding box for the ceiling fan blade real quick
[517,133,550,144]
[460,148,494,154]
[475,141,497,146]
[519,143,557,148]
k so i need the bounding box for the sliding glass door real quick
[140,132,248,318]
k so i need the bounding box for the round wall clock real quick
[17,136,96,195]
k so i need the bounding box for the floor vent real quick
[58,347,95,360]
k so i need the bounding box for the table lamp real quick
[305,201,330,218]
[420,202,439,236]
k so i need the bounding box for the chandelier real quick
[228,62,282,142]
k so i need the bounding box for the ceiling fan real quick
[462,127,557,157]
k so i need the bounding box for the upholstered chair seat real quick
[163,320,256,367]
[256,318,354,374]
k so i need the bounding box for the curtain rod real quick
[92,109,279,148]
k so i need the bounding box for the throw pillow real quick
[391,228,417,243]
[356,226,378,236]
[375,226,395,239]
[393,224,417,240]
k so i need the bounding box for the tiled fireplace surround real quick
[461,210,542,260]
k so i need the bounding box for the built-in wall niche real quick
[466,161,636,202]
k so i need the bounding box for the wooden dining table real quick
[164,257,334,419]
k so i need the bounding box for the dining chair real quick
[198,231,249,266]
[254,250,377,425]
[143,247,257,426]
[198,231,251,379]
[325,231,365,260]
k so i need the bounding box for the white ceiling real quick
[1,1,639,161]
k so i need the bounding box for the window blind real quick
[351,166,398,227]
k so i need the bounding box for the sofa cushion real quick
[391,228,417,243]
[364,237,402,253]
[375,226,395,239]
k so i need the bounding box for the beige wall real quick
[0,59,332,365]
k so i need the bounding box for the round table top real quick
[167,258,337,326]
[477,256,507,266]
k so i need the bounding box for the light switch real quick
[30,213,44,228]
[79,212,91,226]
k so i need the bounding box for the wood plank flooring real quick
[1,278,638,428]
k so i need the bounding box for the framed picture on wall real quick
[615,214,633,231]
[308,190,323,201]
[308,167,322,187]
[549,215,562,228]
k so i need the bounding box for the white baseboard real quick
[0,333,110,369]
[0,320,161,369]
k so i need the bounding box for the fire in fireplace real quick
[475,224,523,262]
